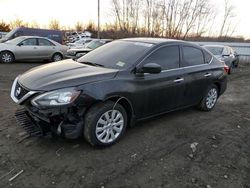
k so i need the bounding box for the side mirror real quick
[137,63,162,74]
[17,43,23,46]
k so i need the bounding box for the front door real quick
[132,45,187,119]
[15,38,38,60]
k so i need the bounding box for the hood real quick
[18,59,118,91]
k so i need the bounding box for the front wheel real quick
[84,101,127,146]
[198,85,219,111]
[0,51,14,63]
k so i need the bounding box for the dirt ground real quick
[0,62,250,188]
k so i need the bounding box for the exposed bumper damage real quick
[15,104,86,139]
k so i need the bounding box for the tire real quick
[52,53,63,62]
[84,101,127,146]
[0,51,14,63]
[198,85,219,111]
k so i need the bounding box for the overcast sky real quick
[0,0,250,38]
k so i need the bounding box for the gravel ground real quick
[0,62,250,188]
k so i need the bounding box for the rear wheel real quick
[84,101,127,146]
[198,85,219,111]
[0,51,14,63]
[52,53,63,62]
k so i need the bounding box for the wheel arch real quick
[213,82,221,95]
[0,50,15,61]
[106,95,135,127]
[52,51,63,58]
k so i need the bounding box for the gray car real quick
[0,36,69,63]
[203,45,237,74]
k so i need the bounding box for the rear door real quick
[14,38,38,60]
[180,45,213,106]
[133,45,187,118]
[37,38,56,59]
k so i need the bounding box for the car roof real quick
[120,37,184,44]
[120,38,203,49]
[203,45,227,48]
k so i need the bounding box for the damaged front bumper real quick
[16,104,86,139]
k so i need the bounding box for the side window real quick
[182,46,204,67]
[143,46,180,70]
[223,47,230,55]
[203,50,212,64]
[20,38,37,46]
[38,38,55,46]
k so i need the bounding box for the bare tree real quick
[75,21,84,31]
[219,0,236,37]
[0,21,11,32]
[48,19,60,30]
[112,0,140,33]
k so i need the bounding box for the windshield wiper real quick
[81,62,104,67]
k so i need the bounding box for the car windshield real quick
[205,46,224,55]
[85,40,106,49]
[78,40,154,69]
[3,28,18,40]
[5,37,26,44]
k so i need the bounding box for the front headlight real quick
[31,88,81,106]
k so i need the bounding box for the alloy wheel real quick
[95,110,124,144]
[206,88,218,109]
[1,52,13,63]
[53,54,62,62]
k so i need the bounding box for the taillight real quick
[224,65,229,74]
[220,60,229,74]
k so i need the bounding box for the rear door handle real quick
[33,47,37,49]
[204,73,211,77]
[174,78,184,83]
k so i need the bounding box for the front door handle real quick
[204,73,212,77]
[33,47,37,49]
[174,78,184,83]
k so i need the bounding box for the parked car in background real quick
[0,27,63,44]
[66,39,112,59]
[203,45,238,74]
[0,36,69,63]
[66,38,94,48]
[11,38,227,146]
[0,31,7,39]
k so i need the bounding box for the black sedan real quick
[11,38,227,146]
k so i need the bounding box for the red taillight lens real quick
[224,65,229,74]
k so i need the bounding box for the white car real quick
[0,36,69,63]
[67,38,94,48]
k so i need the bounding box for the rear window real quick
[78,40,154,69]
[38,38,55,46]
[182,46,204,67]
[205,46,223,55]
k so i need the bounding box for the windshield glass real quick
[205,46,224,55]
[5,36,25,44]
[85,40,105,49]
[78,40,154,69]
[3,28,18,40]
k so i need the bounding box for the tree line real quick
[0,0,247,42]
